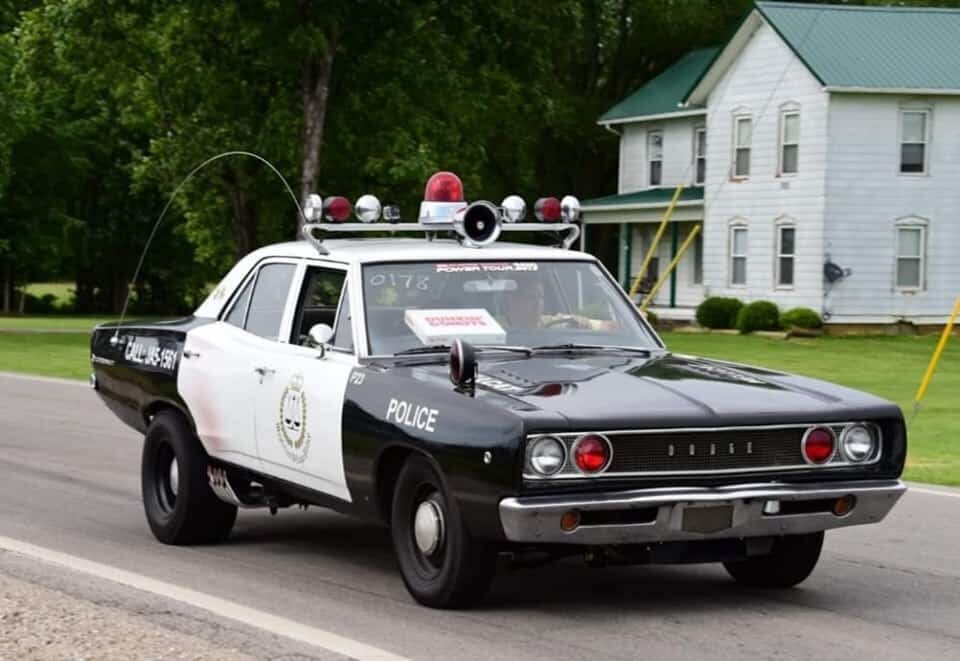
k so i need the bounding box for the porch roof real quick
[581,186,704,212]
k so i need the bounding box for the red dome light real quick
[573,434,611,473]
[323,196,352,222]
[534,197,562,222]
[803,426,836,464]
[424,171,464,202]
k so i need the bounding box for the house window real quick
[648,130,663,186]
[895,224,925,290]
[900,110,928,174]
[694,127,706,185]
[776,225,796,287]
[733,116,751,177]
[779,111,799,175]
[730,224,748,286]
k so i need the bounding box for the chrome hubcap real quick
[169,458,179,497]
[413,499,444,555]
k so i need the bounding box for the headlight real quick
[529,436,566,476]
[841,424,876,462]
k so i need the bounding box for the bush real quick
[736,300,780,334]
[643,309,659,326]
[781,307,823,330]
[695,297,744,329]
[22,293,59,314]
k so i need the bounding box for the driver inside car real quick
[499,274,619,332]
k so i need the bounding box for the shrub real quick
[643,309,659,326]
[781,307,823,330]
[695,297,743,329]
[736,300,780,334]
[23,293,58,314]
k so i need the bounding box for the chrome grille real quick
[607,427,805,474]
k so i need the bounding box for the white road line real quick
[0,535,409,661]
[907,485,960,500]
[0,371,86,387]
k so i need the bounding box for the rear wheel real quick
[141,410,237,545]
[723,532,824,588]
[390,456,495,608]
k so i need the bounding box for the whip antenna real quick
[112,151,306,342]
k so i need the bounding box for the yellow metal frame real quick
[914,295,960,409]
[628,185,685,300]
[640,224,702,314]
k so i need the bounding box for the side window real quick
[332,288,354,351]
[245,263,297,340]
[225,276,254,327]
[293,267,347,344]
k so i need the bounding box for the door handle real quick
[253,366,276,383]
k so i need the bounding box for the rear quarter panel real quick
[90,319,207,434]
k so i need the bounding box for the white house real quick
[583,1,960,325]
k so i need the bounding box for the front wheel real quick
[141,410,237,545]
[390,456,496,608]
[723,531,824,588]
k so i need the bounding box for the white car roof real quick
[195,237,594,318]
[255,238,588,263]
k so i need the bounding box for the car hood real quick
[385,352,900,431]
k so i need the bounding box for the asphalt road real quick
[1,372,958,660]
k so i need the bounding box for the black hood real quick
[382,352,901,432]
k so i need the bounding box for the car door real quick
[250,263,356,503]
[179,258,300,472]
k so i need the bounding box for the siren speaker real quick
[454,201,502,247]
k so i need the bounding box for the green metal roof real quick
[756,1,960,90]
[582,186,704,209]
[598,48,718,123]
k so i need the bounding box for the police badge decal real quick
[276,374,310,463]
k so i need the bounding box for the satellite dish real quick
[824,261,847,283]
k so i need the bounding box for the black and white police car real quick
[91,172,906,608]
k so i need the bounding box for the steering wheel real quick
[543,314,583,329]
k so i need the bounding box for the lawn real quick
[0,316,116,332]
[0,332,92,380]
[0,325,955,485]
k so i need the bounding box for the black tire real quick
[141,410,237,545]
[390,456,495,608]
[723,532,824,588]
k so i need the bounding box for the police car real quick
[90,172,907,608]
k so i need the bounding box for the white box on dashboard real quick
[404,308,506,346]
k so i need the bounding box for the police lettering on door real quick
[386,398,438,433]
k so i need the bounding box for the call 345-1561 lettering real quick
[124,338,178,372]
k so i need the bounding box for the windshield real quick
[362,260,659,355]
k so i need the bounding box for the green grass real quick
[662,332,959,487]
[24,282,74,304]
[0,332,92,380]
[0,316,116,332]
[0,328,955,486]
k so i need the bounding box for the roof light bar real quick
[322,196,352,222]
[534,197,562,223]
[355,194,382,223]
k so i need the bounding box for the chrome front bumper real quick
[499,480,906,545]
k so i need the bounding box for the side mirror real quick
[307,323,334,353]
[449,339,477,396]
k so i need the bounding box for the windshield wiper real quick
[393,344,451,356]
[531,343,653,355]
[393,344,533,357]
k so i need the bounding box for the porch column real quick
[669,221,679,308]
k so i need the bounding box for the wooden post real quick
[640,224,702,314]
[627,185,684,300]
[914,295,960,410]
